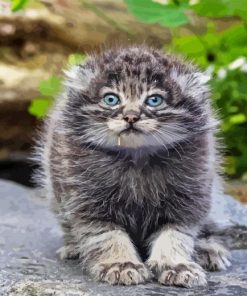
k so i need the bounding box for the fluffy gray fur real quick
[35,46,230,287]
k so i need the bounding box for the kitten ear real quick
[171,69,211,99]
[63,64,99,92]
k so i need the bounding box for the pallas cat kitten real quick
[36,46,230,287]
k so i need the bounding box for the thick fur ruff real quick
[34,45,230,287]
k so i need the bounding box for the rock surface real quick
[0,179,247,295]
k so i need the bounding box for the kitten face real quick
[97,74,172,149]
[64,46,214,151]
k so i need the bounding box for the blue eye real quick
[103,94,120,106]
[145,95,163,107]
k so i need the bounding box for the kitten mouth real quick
[120,126,142,135]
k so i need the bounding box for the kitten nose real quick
[123,111,140,123]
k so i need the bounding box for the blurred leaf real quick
[229,114,246,125]
[168,33,206,64]
[38,76,61,97]
[239,83,247,98]
[124,0,189,27]
[11,0,29,12]
[192,0,232,17]
[28,98,53,119]
[68,53,85,66]
[226,0,247,20]
[192,0,247,20]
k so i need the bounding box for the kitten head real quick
[63,46,216,152]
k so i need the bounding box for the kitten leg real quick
[195,237,231,271]
[75,223,150,285]
[56,218,79,260]
[146,225,207,288]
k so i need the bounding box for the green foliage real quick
[28,98,53,119]
[124,0,189,27]
[28,76,61,119]
[68,53,85,66]
[11,0,29,12]
[124,0,247,24]
[38,76,61,97]
[193,0,247,20]
[28,53,85,119]
[212,69,247,178]
[169,23,247,67]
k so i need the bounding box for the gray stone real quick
[210,192,247,226]
[0,179,247,295]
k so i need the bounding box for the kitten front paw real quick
[196,243,231,271]
[147,260,207,288]
[92,261,150,285]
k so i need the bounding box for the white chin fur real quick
[95,128,188,150]
[117,132,168,149]
[119,132,150,148]
[116,132,188,149]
